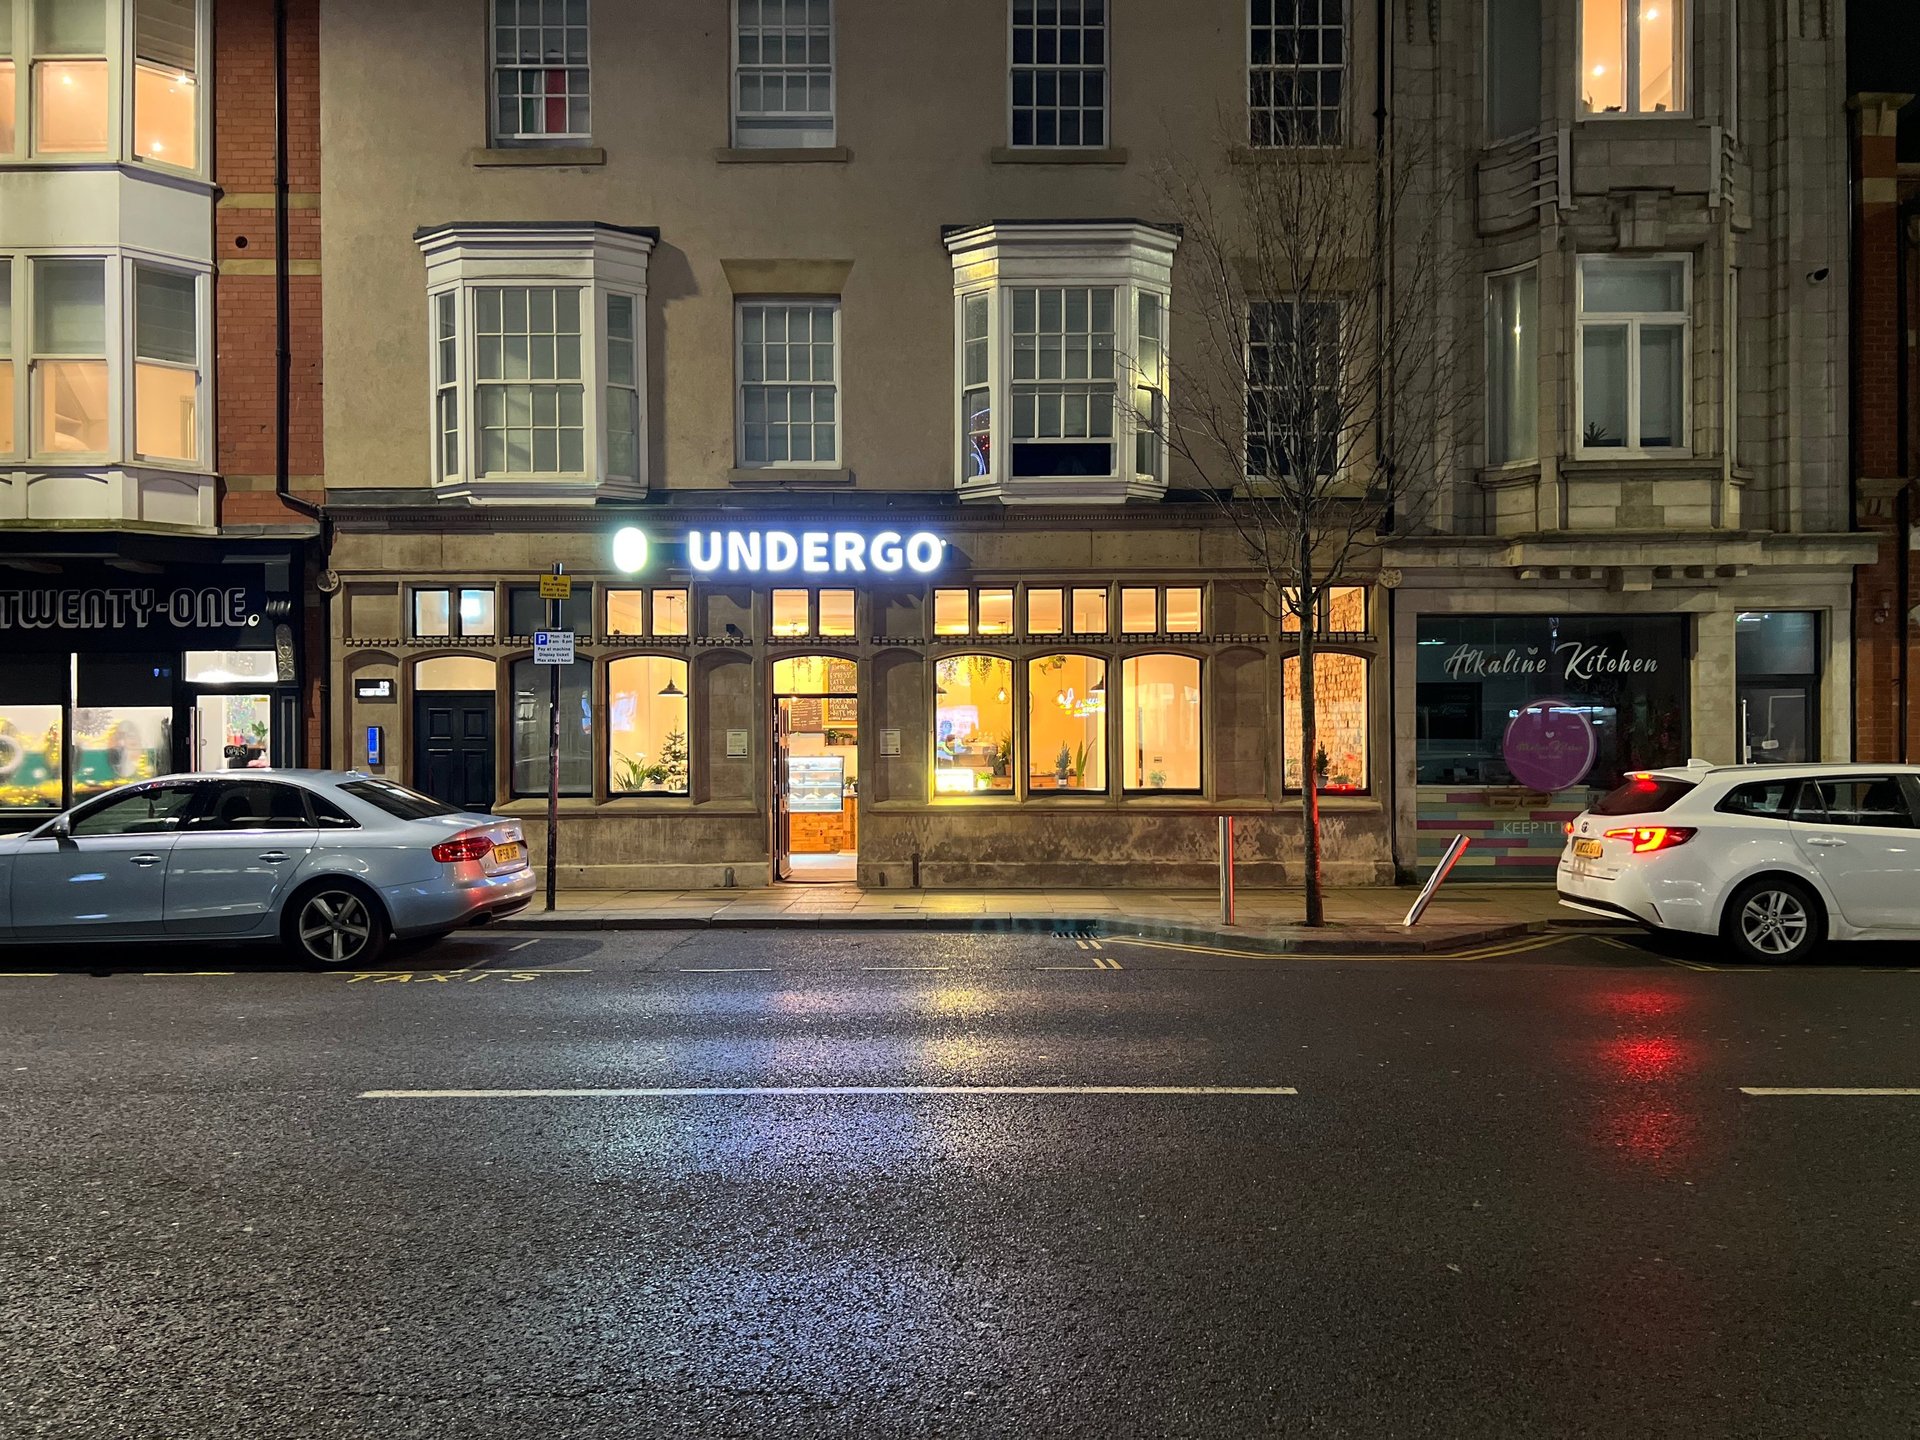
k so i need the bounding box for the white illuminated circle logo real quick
[612,526,650,574]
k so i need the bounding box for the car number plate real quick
[492,842,524,864]
[1573,838,1604,859]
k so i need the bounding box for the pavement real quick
[500,881,1588,953]
[4,926,1920,1437]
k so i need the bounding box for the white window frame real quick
[0,255,19,462]
[1484,262,1539,468]
[944,222,1177,505]
[416,223,654,504]
[732,0,835,149]
[1008,0,1109,150]
[1574,253,1691,459]
[1247,0,1348,148]
[489,0,592,146]
[127,257,207,467]
[1577,0,1690,120]
[0,0,211,173]
[734,297,842,470]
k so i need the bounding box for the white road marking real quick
[1740,1087,1920,1097]
[678,967,775,973]
[861,965,955,971]
[360,1085,1300,1100]
[508,939,540,952]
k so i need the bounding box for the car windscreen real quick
[1591,777,1697,815]
[338,779,463,821]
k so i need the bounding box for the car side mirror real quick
[44,817,70,840]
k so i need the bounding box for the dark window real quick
[1794,778,1917,829]
[1416,683,1481,741]
[1717,779,1802,819]
[66,782,202,837]
[308,792,360,829]
[190,781,312,831]
[339,778,462,821]
[1591,776,1696,816]
[509,585,576,635]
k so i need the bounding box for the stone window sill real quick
[1229,144,1372,165]
[469,146,607,167]
[1475,461,1543,488]
[729,466,853,486]
[714,146,851,164]
[988,146,1129,165]
[1562,456,1719,480]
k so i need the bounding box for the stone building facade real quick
[312,0,1865,889]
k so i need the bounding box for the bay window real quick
[133,264,196,461]
[1577,255,1688,455]
[133,0,196,167]
[1283,652,1369,793]
[0,264,11,454]
[608,656,690,795]
[1122,654,1200,792]
[33,0,106,153]
[33,256,107,454]
[0,0,204,166]
[1029,654,1106,792]
[1580,0,1685,117]
[0,15,14,154]
[417,223,654,502]
[946,222,1177,503]
[934,655,1014,794]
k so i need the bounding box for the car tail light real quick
[432,832,495,864]
[1563,821,1574,836]
[1603,825,1696,854]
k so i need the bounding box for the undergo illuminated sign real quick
[611,526,944,576]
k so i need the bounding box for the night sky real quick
[1849,0,1920,157]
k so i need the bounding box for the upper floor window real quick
[737,299,840,468]
[491,0,590,145]
[1485,0,1541,139]
[1247,298,1340,480]
[416,222,654,503]
[1249,0,1346,147]
[0,265,12,454]
[1485,266,1538,466]
[1577,255,1688,455]
[733,0,833,149]
[1011,0,1106,148]
[1580,0,1685,117]
[946,222,1177,504]
[0,0,204,168]
[413,587,498,638]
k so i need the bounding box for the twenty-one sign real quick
[0,586,250,631]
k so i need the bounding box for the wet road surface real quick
[3,927,1919,1437]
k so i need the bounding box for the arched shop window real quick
[1028,654,1106,792]
[415,655,496,691]
[934,655,1013,795]
[1283,653,1369,793]
[1122,654,1201,792]
[511,658,592,796]
[607,656,689,795]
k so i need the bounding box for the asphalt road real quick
[3,926,1919,1438]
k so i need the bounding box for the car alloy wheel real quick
[1737,887,1811,959]
[296,889,376,965]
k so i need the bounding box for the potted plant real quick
[1054,743,1072,785]
[1071,740,1091,787]
[1148,768,1167,790]
[658,728,688,791]
[1314,744,1331,790]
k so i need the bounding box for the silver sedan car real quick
[0,771,534,966]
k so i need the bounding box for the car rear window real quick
[1592,776,1697,815]
[338,779,462,821]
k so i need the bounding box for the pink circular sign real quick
[1502,699,1597,791]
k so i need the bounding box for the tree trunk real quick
[1297,561,1324,928]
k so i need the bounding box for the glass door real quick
[193,692,273,770]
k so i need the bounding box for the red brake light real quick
[1563,821,1574,836]
[1603,825,1696,854]
[432,832,495,863]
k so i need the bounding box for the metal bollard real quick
[1218,815,1236,926]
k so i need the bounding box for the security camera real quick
[1807,266,1831,284]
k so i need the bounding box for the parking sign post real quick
[535,563,573,912]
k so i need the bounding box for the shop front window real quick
[1028,654,1105,792]
[1072,587,1108,634]
[934,654,1013,794]
[1284,653,1368,793]
[193,692,270,770]
[1121,653,1200,792]
[817,588,855,637]
[0,702,64,809]
[1735,611,1818,765]
[772,588,810,636]
[607,656,689,795]
[511,657,591,796]
[933,589,969,636]
[1026,588,1063,635]
[70,705,169,798]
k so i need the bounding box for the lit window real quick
[0,42,15,157]
[606,293,639,480]
[1071,587,1107,634]
[133,0,197,168]
[817,589,855,637]
[977,588,1014,635]
[491,0,590,143]
[1011,0,1106,148]
[133,266,197,463]
[1487,266,1539,466]
[734,0,834,148]
[1580,0,1684,116]
[511,658,592,796]
[933,589,970,636]
[1248,299,1340,480]
[0,263,12,454]
[1282,586,1368,634]
[605,589,645,636]
[414,587,496,638]
[1026,588,1063,635]
[934,655,1014,794]
[653,589,689,636]
[963,292,991,480]
[458,588,496,636]
[1283,653,1368,792]
[1029,654,1106,792]
[1120,587,1156,633]
[1122,654,1200,791]
[0,700,64,808]
[415,590,451,637]
[416,655,496,691]
[475,287,584,476]
[33,0,107,154]
[739,300,839,467]
[1165,588,1202,634]
[1249,0,1346,146]
[608,656,690,794]
[772,588,810,636]
[1578,256,1687,453]
[32,257,107,455]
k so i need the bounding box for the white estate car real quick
[1557,762,1920,963]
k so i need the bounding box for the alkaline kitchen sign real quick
[1442,641,1660,682]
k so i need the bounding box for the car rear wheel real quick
[285,883,388,968]
[1721,876,1824,964]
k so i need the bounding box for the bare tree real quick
[1151,131,1468,925]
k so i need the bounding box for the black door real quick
[414,692,495,812]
